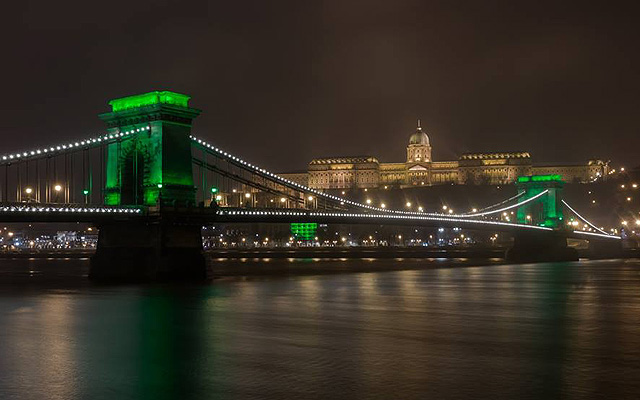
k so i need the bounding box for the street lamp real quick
[24,187,33,202]
[54,184,63,203]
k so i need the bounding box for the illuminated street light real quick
[157,183,163,189]
[25,187,33,194]
[54,184,62,192]
[627,197,632,202]
[472,208,477,213]
[245,193,251,199]
[448,209,453,214]
[418,206,423,212]
[380,203,386,208]
[406,202,412,207]
[308,195,313,201]
[622,221,628,225]
[280,197,286,203]
[366,199,372,204]
[442,205,448,210]
[636,220,640,225]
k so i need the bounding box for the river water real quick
[0,257,639,399]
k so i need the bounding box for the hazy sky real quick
[2,0,638,171]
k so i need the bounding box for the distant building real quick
[279,121,610,189]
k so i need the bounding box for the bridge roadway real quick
[0,203,619,242]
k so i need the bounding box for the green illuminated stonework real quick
[100,91,201,207]
[515,175,565,228]
[517,174,563,183]
[109,91,190,112]
[291,223,318,240]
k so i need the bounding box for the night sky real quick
[2,1,638,172]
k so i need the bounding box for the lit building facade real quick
[279,122,611,189]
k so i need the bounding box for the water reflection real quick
[0,258,639,398]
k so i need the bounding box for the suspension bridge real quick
[0,91,621,281]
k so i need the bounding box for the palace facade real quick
[279,122,611,189]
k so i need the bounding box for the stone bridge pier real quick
[505,231,579,263]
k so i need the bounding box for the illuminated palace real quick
[279,121,611,189]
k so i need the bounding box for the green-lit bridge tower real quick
[515,174,564,228]
[506,174,577,262]
[91,91,207,282]
[99,91,200,207]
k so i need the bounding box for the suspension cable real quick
[448,189,549,218]
[561,200,609,235]
[471,191,525,213]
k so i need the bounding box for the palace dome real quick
[409,121,430,145]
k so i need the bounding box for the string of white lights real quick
[0,205,141,214]
[216,209,555,231]
[0,127,151,164]
[462,191,525,214]
[561,200,609,235]
[448,189,549,218]
[191,136,390,213]
[573,230,621,240]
